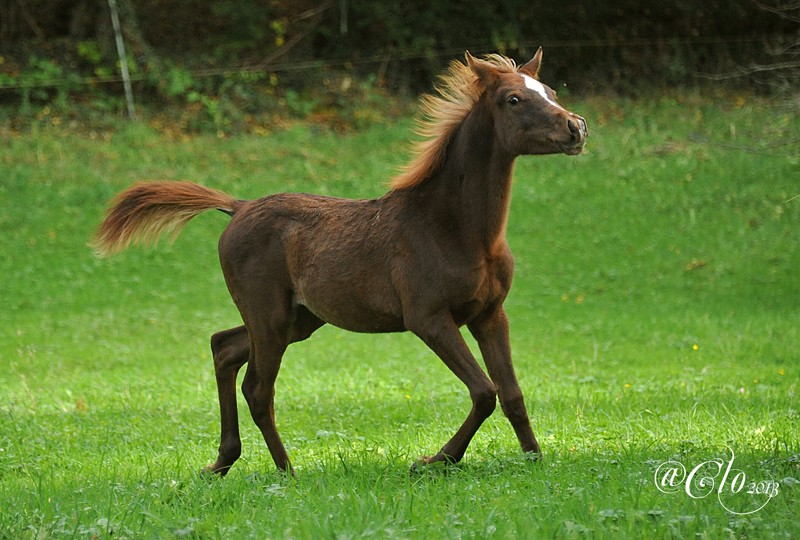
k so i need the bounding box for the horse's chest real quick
[450,255,513,324]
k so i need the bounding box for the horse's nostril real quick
[567,117,586,142]
[567,119,580,139]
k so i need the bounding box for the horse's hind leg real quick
[204,325,249,476]
[242,301,325,474]
[204,308,324,476]
[241,315,293,473]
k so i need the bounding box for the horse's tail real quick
[91,181,241,257]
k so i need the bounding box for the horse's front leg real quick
[408,311,498,470]
[468,306,540,455]
[204,325,249,476]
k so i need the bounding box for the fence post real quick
[107,0,136,121]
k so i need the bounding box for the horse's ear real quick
[465,50,499,85]
[519,47,543,79]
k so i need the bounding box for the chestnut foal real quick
[93,49,587,475]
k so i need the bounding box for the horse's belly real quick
[294,277,405,334]
[297,297,405,333]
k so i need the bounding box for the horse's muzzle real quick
[563,115,588,154]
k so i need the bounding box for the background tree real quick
[0,0,796,124]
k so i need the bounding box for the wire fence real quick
[0,34,779,92]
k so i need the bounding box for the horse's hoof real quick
[200,463,231,477]
[410,455,452,474]
[523,450,542,462]
[410,456,430,474]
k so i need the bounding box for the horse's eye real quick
[508,96,520,106]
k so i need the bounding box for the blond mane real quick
[390,53,520,190]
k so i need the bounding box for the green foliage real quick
[76,41,103,68]
[1,0,796,122]
[207,0,278,59]
[163,65,195,98]
[283,88,318,117]
[0,96,798,538]
[0,56,79,113]
[1,0,796,131]
[312,0,790,91]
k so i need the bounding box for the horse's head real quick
[467,49,587,157]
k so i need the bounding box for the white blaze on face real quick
[521,74,564,111]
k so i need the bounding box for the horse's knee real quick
[241,373,257,404]
[241,374,273,411]
[472,384,497,420]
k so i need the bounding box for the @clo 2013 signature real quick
[654,446,780,515]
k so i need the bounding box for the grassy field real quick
[1,93,798,538]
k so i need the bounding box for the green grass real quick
[1,93,798,538]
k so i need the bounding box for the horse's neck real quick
[403,105,516,252]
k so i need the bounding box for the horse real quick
[92,49,587,475]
